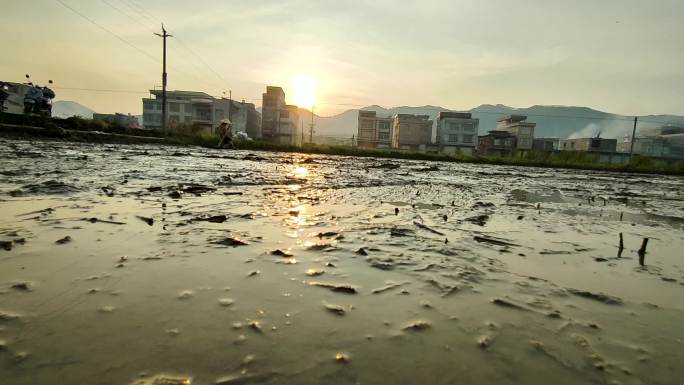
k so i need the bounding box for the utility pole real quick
[228,90,232,122]
[155,24,172,133]
[629,116,637,160]
[301,119,304,146]
[309,104,315,144]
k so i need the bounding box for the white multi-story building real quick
[142,90,260,136]
[435,112,479,156]
[496,115,536,151]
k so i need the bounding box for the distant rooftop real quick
[149,89,213,99]
[438,111,473,120]
[265,86,285,96]
[497,115,528,123]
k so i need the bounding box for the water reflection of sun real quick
[293,166,309,177]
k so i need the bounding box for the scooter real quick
[22,75,55,117]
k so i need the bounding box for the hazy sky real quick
[2,0,683,116]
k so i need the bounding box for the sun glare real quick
[290,75,316,109]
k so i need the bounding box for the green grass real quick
[1,114,682,175]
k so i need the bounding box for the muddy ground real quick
[1,139,683,385]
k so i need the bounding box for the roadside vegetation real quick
[1,114,682,175]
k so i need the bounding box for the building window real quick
[462,123,475,132]
[169,103,180,113]
[520,138,530,147]
[494,139,503,146]
[361,120,374,129]
[591,139,601,148]
[215,109,224,120]
[184,116,192,123]
[571,142,575,149]
[196,109,211,121]
[448,134,459,143]
[462,135,473,144]
[448,122,461,131]
[143,101,155,110]
[144,113,161,124]
[378,121,390,130]
[280,111,289,119]
[379,132,390,141]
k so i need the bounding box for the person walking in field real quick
[217,119,234,148]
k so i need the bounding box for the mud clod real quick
[129,375,191,385]
[136,216,154,226]
[271,249,293,257]
[308,281,358,294]
[324,304,346,315]
[55,236,72,245]
[0,241,13,251]
[218,298,235,307]
[477,335,491,349]
[306,268,325,277]
[214,237,249,247]
[11,282,32,291]
[566,288,623,305]
[403,320,431,331]
[491,298,530,311]
[335,352,350,363]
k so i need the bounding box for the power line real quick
[120,0,160,25]
[118,0,231,90]
[97,0,222,90]
[101,0,155,34]
[54,0,157,63]
[54,87,148,94]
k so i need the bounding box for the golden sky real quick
[1,0,683,116]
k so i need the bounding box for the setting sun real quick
[289,75,316,109]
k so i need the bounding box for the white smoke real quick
[566,120,643,140]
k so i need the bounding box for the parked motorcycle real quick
[22,77,55,116]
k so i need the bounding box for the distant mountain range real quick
[58,101,684,140]
[52,101,95,119]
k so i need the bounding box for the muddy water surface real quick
[1,139,683,385]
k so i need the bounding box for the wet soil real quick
[1,139,683,385]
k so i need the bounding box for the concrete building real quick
[532,138,560,152]
[392,114,433,151]
[617,125,684,160]
[261,86,286,142]
[357,110,393,148]
[143,90,214,131]
[222,100,261,139]
[142,90,260,136]
[276,105,302,146]
[435,112,479,156]
[496,115,536,151]
[260,86,303,145]
[1,82,34,114]
[477,131,517,156]
[559,137,617,152]
[93,113,139,129]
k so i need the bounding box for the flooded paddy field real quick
[1,139,683,385]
